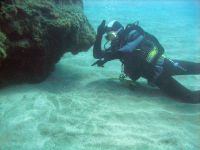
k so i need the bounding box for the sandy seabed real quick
[0,52,200,150]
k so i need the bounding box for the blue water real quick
[84,0,200,59]
[0,0,200,150]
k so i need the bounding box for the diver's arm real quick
[100,35,144,65]
[93,34,104,59]
[119,35,144,52]
[92,50,121,67]
[93,20,106,59]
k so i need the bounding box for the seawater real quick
[0,0,200,149]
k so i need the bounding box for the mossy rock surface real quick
[0,0,95,85]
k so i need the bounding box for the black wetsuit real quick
[93,24,200,103]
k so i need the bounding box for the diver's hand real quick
[91,59,105,67]
[97,20,106,36]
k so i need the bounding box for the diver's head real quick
[105,20,124,42]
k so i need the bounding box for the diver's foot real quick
[179,91,200,104]
[191,91,200,104]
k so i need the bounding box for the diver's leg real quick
[168,59,200,75]
[155,75,200,103]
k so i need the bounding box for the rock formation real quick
[0,0,95,85]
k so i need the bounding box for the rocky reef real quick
[0,0,95,85]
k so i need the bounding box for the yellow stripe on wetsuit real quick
[146,47,158,63]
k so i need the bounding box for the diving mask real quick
[105,31,117,41]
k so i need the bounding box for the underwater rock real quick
[0,0,95,85]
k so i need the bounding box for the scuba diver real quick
[92,20,200,103]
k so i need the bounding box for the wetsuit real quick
[93,24,200,103]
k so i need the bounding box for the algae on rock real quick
[0,0,95,85]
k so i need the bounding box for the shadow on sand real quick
[85,78,165,98]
